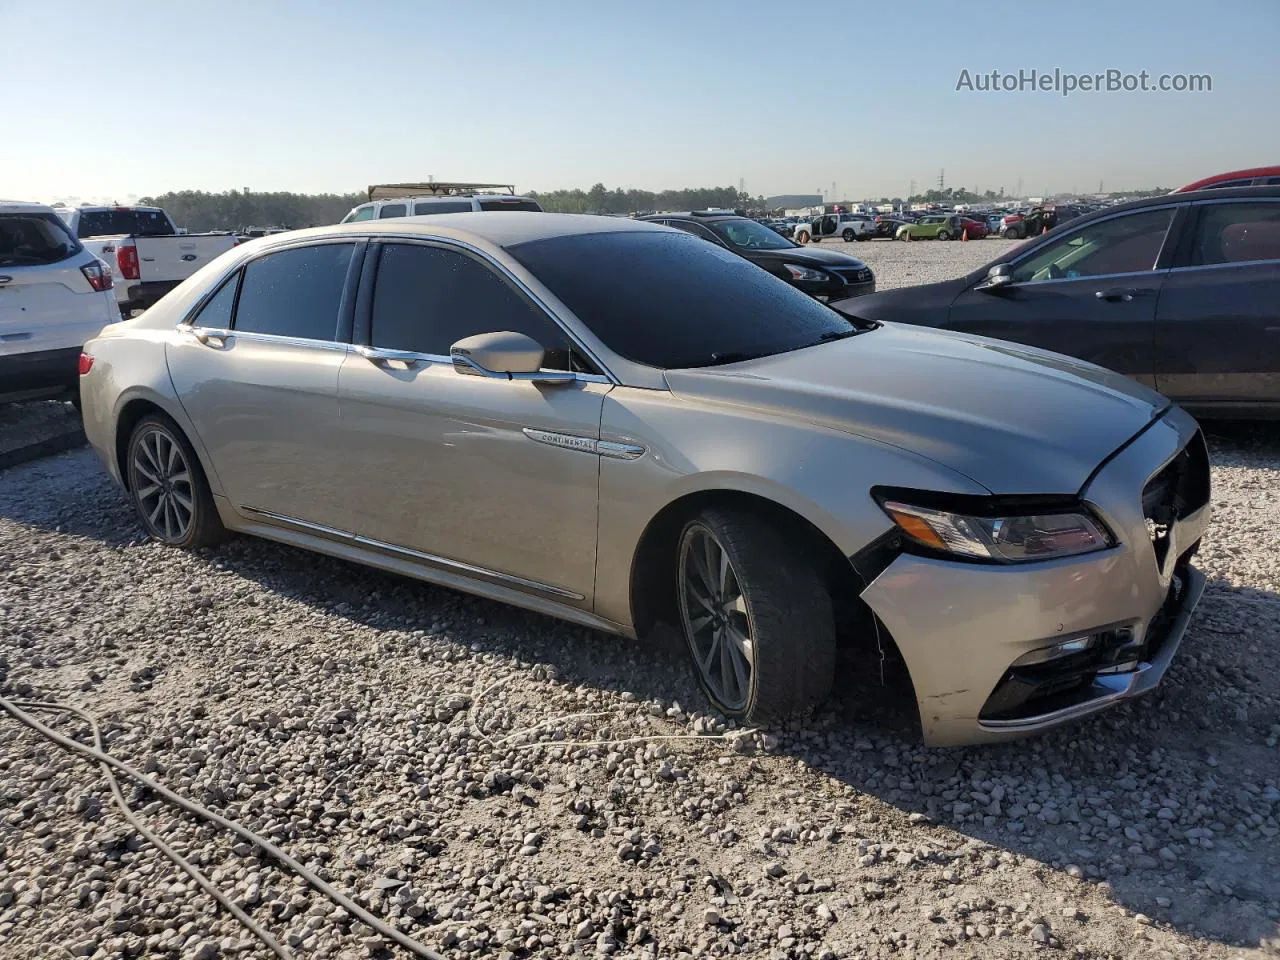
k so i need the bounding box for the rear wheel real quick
[842,229,855,241]
[126,414,224,548]
[937,230,951,241]
[676,507,836,722]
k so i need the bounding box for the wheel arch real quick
[627,488,870,646]
[113,389,223,496]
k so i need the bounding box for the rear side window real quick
[1191,202,1280,265]
[477,199,542,212]
[414,201,472,215]
[0,213,81,266]
[232,243,354,340]
[75,209,173,238]
[345,206,376,222]
[377,204,407,219]
[191,274,240,329]
[369,243,583,371]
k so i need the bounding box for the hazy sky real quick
[4,0,1277,203]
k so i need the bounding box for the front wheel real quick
[126,414,224,548]
[676,507,836,722]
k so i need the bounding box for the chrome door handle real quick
[191,327,231,346]
[354,344,424,367]
[1095,288,1135,302]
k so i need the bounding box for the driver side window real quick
[1011,208,1175,283]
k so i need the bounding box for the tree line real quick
[138,182,1175,231]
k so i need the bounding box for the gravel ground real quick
[0,244,1277,960]
[824,235,1019,290]
[0,400,82,458]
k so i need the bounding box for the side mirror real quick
[977,263,1015,292]
[450,331,575,384]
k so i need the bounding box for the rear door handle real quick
[190,326,231,347]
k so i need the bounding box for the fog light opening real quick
[1012,634,1097,668]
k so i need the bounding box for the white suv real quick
[1,202,117,404]
[340,182,542,222]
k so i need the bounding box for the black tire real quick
[126,413,224,548]
[675,507,836,723]
[937,230,951,241]
[842,229,855,242]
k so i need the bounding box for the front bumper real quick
[861,408,1210,746]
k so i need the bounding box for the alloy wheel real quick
[131,425,195,542]
[678,524,755,711]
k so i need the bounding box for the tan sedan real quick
[79,214,1210,745]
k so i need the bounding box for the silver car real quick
[78,214,1210,746]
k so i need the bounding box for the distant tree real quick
[138,190,364,231]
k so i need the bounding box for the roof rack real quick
[366,182,517,201]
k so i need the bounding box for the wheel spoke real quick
[171,488,193,512]
[139,436,162,474]
[686,587,717,615]
[726,634,749,697]
[702,537,719,595]
[148,496,165,526]
[687,613,713,635]
[718,635,734,700]
[689,539,717,595]
[134,461,160,485]
[726,623,755,668]
[700,629,722,673]
[169,470,191,487]
[164,434,180,473]
[135,483,160,501]
[718,547,731,595]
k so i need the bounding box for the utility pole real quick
[909,179,916,199]
[937,168,945,191]
[1015,177,1023,198]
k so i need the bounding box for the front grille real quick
[833,267,873,284]
[1141,430,1210,566]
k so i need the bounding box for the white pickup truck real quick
[793,212,877,243]
[55,205,238,317]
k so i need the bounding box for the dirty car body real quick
[79,214,1210,746]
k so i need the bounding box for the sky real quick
[3,0,1278,203]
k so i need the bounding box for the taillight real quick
[78,353,94,376]
[80,259,114,292]
[116,242,140,281]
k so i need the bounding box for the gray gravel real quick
[1,244,1278,960]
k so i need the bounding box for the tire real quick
[795,230,810,244]
[126,413,224,548]
[937,230,951,241]
[675,507,836,723]
[842,229,855,242]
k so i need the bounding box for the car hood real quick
[751,245,868,269]
[665,323,1168,495]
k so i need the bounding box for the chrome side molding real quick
[522,428,644,460]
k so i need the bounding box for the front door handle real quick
[190,327,231,346]
[354,344,424,368]
[1094,287,1153,302]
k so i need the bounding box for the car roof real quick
[274,212,669,248]
[1088,184,1280,215]
[638,212,742,222]
[1174,166,1280,193]
[0,200,56,214]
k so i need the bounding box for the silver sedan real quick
[79,214,1210,745]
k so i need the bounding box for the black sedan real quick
[639,212,875,299]
[833,186,1280,419]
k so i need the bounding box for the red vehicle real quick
[957,216,989,239]
[1173,166,1280,193]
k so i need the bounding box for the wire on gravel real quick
[0,695,448,960]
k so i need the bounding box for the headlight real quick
[878,497,1113,562]
[783,263,830,282]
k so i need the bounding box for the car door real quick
[335,240,610,607]
[943,205,1181,386]
[166,240,362,525]
[1154,197,1280,410]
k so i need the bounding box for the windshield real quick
[0,212,81,266]
[707,218,796,250]
[74,209,173,238]
[509,230,859,369]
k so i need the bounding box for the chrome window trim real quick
[211,329,349,352]
[365,235,621,385]
[998,267,1172,289]
[1005,203,1186,280]
[1167,257,1280,274]
[348,346,611,384]
[241,506,585,601]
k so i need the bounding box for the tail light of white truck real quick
[116,241,140,281]
[80,259,114,292]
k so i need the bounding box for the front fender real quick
[593,386,986,629]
